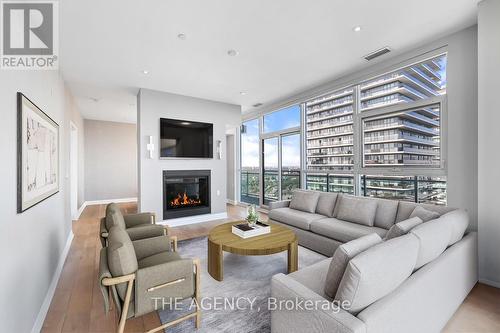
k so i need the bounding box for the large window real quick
[281,134,301,199]
[306,88,355,171]
[263,105,301,133]
[241,52,448,206]
[240,119,260,204]
[304,53,447,204]
[362,103,441,168]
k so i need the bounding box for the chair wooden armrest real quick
[101,273,135,333]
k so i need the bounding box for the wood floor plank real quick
[42,202,499,333]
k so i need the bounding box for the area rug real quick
[157,236,326,332]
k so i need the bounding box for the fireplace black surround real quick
[163,170,211,219]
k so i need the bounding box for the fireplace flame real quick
[170,192,201,207]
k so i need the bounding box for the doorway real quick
[70,122,78,220]
[261,132,301,207]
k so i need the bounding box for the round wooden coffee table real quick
[207,221,298,281]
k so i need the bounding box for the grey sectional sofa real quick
[269,190,456,256]
[269,190,478,333]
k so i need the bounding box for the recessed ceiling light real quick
[180,122,191,125]
[240,91,247,96]
[353,26,362,32]
[227,49,239,56]
[142,69,149,75]
[177,33,186,40]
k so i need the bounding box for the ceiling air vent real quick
[252,103,263,107]
[364,47,391,61]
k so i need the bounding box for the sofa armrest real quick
[126,225,165,241]
[135,258,196,316]
[132,236,172,260]
[124,212,156,228]
[269,200,290,210]
[271,273,366,333]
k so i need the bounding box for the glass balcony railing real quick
[361,175,446,205]
[240,170,259,205]
[281,170,300,200]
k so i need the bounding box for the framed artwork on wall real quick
[17,92,60,213]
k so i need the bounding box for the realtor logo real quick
[1,1,59,69]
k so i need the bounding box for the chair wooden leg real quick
[117,280,134,333]
[171,236,178,252]
[194,258,201,328]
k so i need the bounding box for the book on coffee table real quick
[231,221,271,239]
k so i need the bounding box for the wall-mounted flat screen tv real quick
[160,118,213,158]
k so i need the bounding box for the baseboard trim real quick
[31,230,74,333]
[74,197,138,220]
[85,197,138,206]
[157,212,228,227]
[479,278,500,289]
[75,202,87,220]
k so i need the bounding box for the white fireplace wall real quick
[137,89,241,221]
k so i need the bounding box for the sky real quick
[242,105,301,169]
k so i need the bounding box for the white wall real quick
[137,89,241,221]
[0,71,81,332]
[478,0,500,287]
[244,26,479,230]
[65,89,85,208]
[226,134,236,202]
[84,119,137,201]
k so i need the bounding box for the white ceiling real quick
[60,0,479,123]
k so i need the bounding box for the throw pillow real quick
[384,216,424,240]
[409,206,440,222]
[335,234,419,314]
[324,233,382,299]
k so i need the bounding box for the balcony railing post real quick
[414,176,418,203]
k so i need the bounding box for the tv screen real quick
[160,118,213,158]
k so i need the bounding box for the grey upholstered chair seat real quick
[268,207,325,230]
[310,218,387,243]
[138,251,182,269]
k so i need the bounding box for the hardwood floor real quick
[42,202,500,333]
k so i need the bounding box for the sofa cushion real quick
[107,226,138,275]
[395,201,454,222]
[366,198,399,230]
[384,217,424,240]
[289,190,320,213]
[105,203,126,230]
[324,233,382,299]
[107,226,138,300]
[437,209,469,246]
[336,195,378,226]
[310,218,387,243]
[335,234,419,314]
[410,219,452,269]
[268,207,324,230]
[410,206,441,222]
[288,258,332,300]
[315,192,338,217]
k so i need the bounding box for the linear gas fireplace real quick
[163,170,211,219]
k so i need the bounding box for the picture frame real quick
[17,92,60,213]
